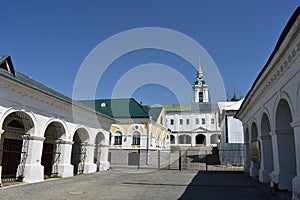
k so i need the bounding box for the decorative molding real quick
[28,136,45,141]
[290,120,300,128]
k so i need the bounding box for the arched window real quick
[132,132,141,145]
[114,131,122,145]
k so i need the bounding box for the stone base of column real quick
[259,168,272,183]
[83,163,97,174]
[99,161,110,171]
[22,164,44,183]
[57,164,74,178]
[270,170,294,191]
[292,176,300,200]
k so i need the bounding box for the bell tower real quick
[193,64,209,103]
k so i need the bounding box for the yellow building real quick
[80,98,170,167]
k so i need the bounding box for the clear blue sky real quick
[0,1,299,105]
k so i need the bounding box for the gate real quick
[72,144,86,175]
[180,145,245,172]
[41,143,54,176]
[1,138,23,179]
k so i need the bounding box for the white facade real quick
[218,100,244,144]
[235,7,300,199]
[0,56,114,184]
[166,104,220,147]
[166,66,220,147]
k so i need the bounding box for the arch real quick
[42,118,68,141]
[94,132,105,172]
[251,122,258,142]
[132,131,141,145]
[275,98,296,189]
[113,131,123,145]
[273,91,295,123]
[244,127,249,142]
[170,135,175,144]
[259,113,273,182]
[195,134,206,146]
[127,124,146,135]
[41,121,66,177]
[210,134,220,145]
[261,113,271,137]
[71,128,90,175]
[178,134,191,144]
[0,111,34,180]
[0,108,37,132]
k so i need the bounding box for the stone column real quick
[258,135,273,183]
[82,144,97,174]
[244,141,251,173]
[206,134,211,147]
[0,129,4,186]
[99,145,110,171]
[249,140,259,177]
[191,133,196,146]
[22,136,45,183]
[291,121,300,199]
[56,141,74,178]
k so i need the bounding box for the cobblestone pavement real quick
[0,169,292,200]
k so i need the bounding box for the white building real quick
[235,7,300,199]
[0,56,114,184]
[165,66,221,147]
[218,98,244,144]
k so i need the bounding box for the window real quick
[114,131,122,145]
[179,119,183,125]
[195,118,199,124]
[170,119,174,125]
[211,118,215,124]
[186,119,189,125]
[132,132,141,145]
[202,118,205,124]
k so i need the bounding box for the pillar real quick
[99,145,110,171]
[0,129,4,186]
[291,121,300,199]
[249,141,259,177]
[244,141,251,173]
[206,134,211,146]
[22,136,44,183]
[82,144,97,174]
[56,141,73,178]
[258,135,273,183]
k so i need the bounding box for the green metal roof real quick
[79,98,149,119]
[143,106,163,121]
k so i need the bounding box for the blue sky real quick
[0,1,299,105]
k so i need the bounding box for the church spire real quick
[193,58,209,103]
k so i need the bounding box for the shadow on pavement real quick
[179,171,291,200]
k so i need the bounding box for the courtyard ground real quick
[0,168,292,200]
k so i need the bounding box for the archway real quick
[260,113,273,182]
[196,134,206,146]
[275,99,296,189]
[250,122,260,177]
[178,134,191,144]
[94,132,105,172]
[170,135,175,144]
[41,122,65,177]
[0,112,34,180]
[71,128,89,175]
